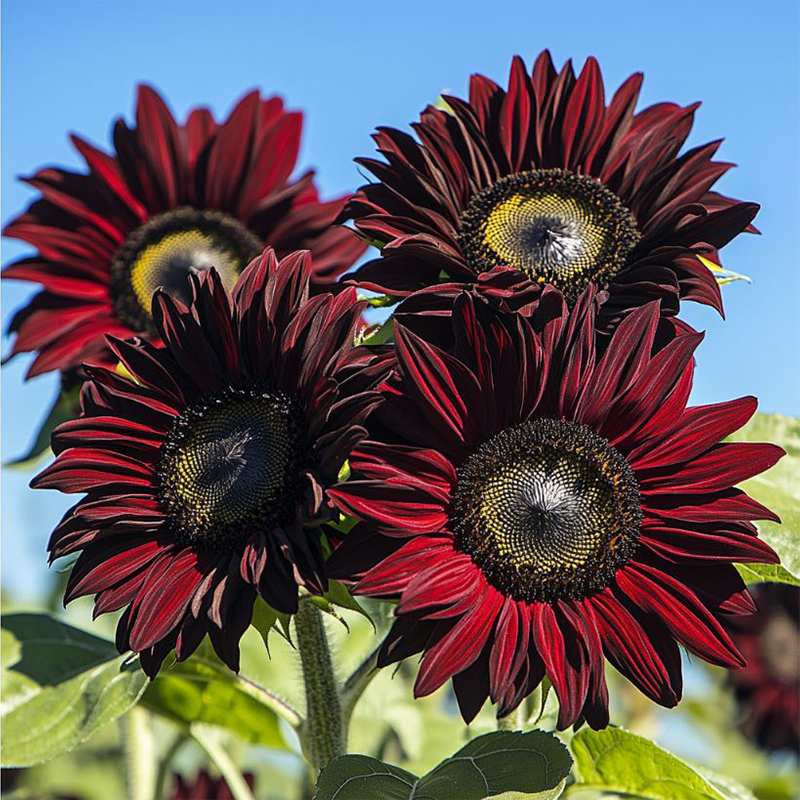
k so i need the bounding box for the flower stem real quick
[341,643,382,726]
[236,673,302,729]
[497,704,524,731]
[120,706,157,800]
[191,723,255,800]
[295,599,344,774]
[153,733,187,800]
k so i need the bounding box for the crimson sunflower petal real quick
[332,289,783,728]
[34,248,384,675]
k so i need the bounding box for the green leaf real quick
[316,731,572,800]
[322,581,375,630]
[141,640,288,748]
[570,726,746,799]
[416,731,572,800]
[357,293,400,308]
[360,317,395,346]
[327,514,359,536]
[735,562,800,587]
[527,677,553,727]
[4,385,80,470]
[1,613,147,767]
[727,413,800,584]
[249,597,293,652]
[316,754,418,800]
[250,597,279,653]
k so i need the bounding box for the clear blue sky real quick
[2,1,799,599]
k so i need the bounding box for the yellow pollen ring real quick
[481,192,609,281]
[129,229,239,311]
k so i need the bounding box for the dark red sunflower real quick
[171,770,255,800]
[328,290,783,729]
[4,85,365,378]
[32,249,383,676]
[727,583,799,753]
[343,51,758,329]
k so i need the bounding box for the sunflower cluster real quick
[7,53,787,730]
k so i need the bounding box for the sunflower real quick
[32,249,382,676]
[4,85,365,378]
[727,583,799,753]
[328,291,783,728]
[343,51,758,329]
[171,770,255,800]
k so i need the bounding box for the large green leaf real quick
[728,413,800,584]
[316,730,572,800]
[316,755,418,800]
[1,613,147,767]
[141,640,289,748]
[570,727,753,800]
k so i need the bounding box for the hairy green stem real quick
[237,673,302,729]
[341,643,382,726]
[295,599,344,774]
[497,703,524,731]
[120,706,157,800]
[153,733,187,800]
[191,723,255,800]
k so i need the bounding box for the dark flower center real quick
[111,207,262,333]
[760,612,800,684]
[451,418,641,602]
[158,385,306,551]
[457,169,640,301]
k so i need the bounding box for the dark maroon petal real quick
[353,535,455,597]
[643,487,781,524]
[414,586,503,696]
[453,642,492,724]
[488,598,529,704]
[32,448,156,493]
[590,588,682,706]
[64,535,164,602]
[531,603,588,730]
[397,553,482,616]
[329,481,448,534]
[602,330,702,447]
[640,519,779,565]
[349,441,456,502]
[135,85,183,209]
[617,562,745,668]
[394,323,482,448]
[639,442,784,495]
[128,548,215,652]
[574,302,660,428]
[377,616,438,667]
[629,396,757,470]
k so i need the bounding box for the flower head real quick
[4,85,365,377]
[171,770,255,800]
[344,52,758,329]
[33,249,382,676]
[329,291,782,728]
[727,583,799,753]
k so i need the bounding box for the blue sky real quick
[2,0,799,598]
